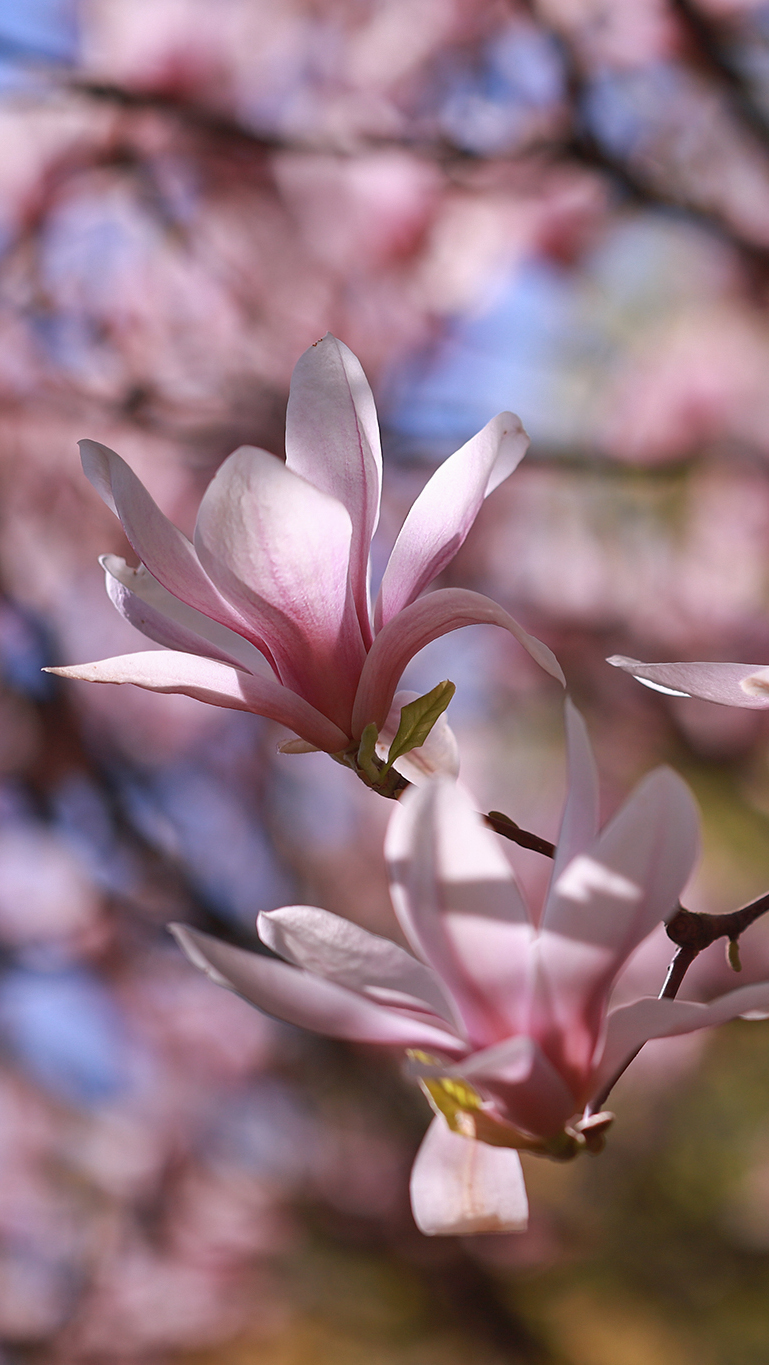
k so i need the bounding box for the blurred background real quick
[2,0,769,1361]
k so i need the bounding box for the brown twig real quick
[484,811,556,858]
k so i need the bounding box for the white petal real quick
[410,1116,528,1236]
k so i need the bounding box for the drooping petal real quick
[257,905,461,1029]
[386,780,534,1049]
[376,412,528,629]
[285,334,382,646]
[79,441,266,647]
[536,767,700,1088]
[353,589,564,740]
[47,651,350,752]
[590,980,769,1105]
[607,656,769,708]
[409,1116,528,1236]
[550,699,600,888]
[170,925,465,1051]
[193,445,365,730]
[376,690,460,785]
[102,556,271,673]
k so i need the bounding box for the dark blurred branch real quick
[485,810,556,858]
[660,893,769,998]
[670,0,769,155]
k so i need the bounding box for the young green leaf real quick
[384,680,456,770]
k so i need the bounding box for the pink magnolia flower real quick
[170,703,769,1235]
[608,654,769,709]
[49,335,562,779]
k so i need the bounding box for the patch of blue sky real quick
[0,0,79,93]
[438,24,564,155]
[0,965,130,1104]
[383,257,593,456]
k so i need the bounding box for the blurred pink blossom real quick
[172,702,769,1236]
[50,334,562,775]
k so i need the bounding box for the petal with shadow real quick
[386,780,534,1048]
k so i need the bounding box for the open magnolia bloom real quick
[608,655,769,709]
[171,703,769,1235]
[49,335,563,791]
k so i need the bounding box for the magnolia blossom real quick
[609,655,769,709]
[171,703,769,1235]
[49,335,562,776]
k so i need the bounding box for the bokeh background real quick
[2,0,769,1361]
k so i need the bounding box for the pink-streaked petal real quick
[353,589,564,740]
[376,690,460,785]
[170,925,465,1051]
[550,699,600,887]
[536,767,700,1087]
[376,412,528,629]
[386,780,534,1050]
[438,1036,577,1139]
[79,441,270,653]
[591,981,769,1104]
[257,906,461,1030]
[409,1116,528,1236]
[608,656,769,708]
[285,334,381,647]
[47,651,350,752]
[194,445,365,730]
[102,556,269,673]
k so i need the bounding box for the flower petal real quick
[386,780,534,1049]
[285,334,382,646]
[193,445,364,730]
[550,699,600,887]
[257,905,461,1028]
[376,412,528,629]
[376,690,460,785]
[409,1116,528,1236]
[591,981,769,1104]
[536,767,700,1087]
[170,925,465,1050]
[353,588,564,740]
[102,555,269,673]
[47,650,350,752]
[440,1036,577,1138]
[79,441,266,647]
[607,656,769,708]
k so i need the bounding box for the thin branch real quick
[484,810,556,858]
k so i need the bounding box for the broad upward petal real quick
[286,335,382,647]
[536,768,700,1086]
[550,700,600,889]
[79,441,266,649]
[194,446,365,731]
[375,412,529,629]
[607,656,769,708]
[386,780,534,1049]
[352,588,565,740]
